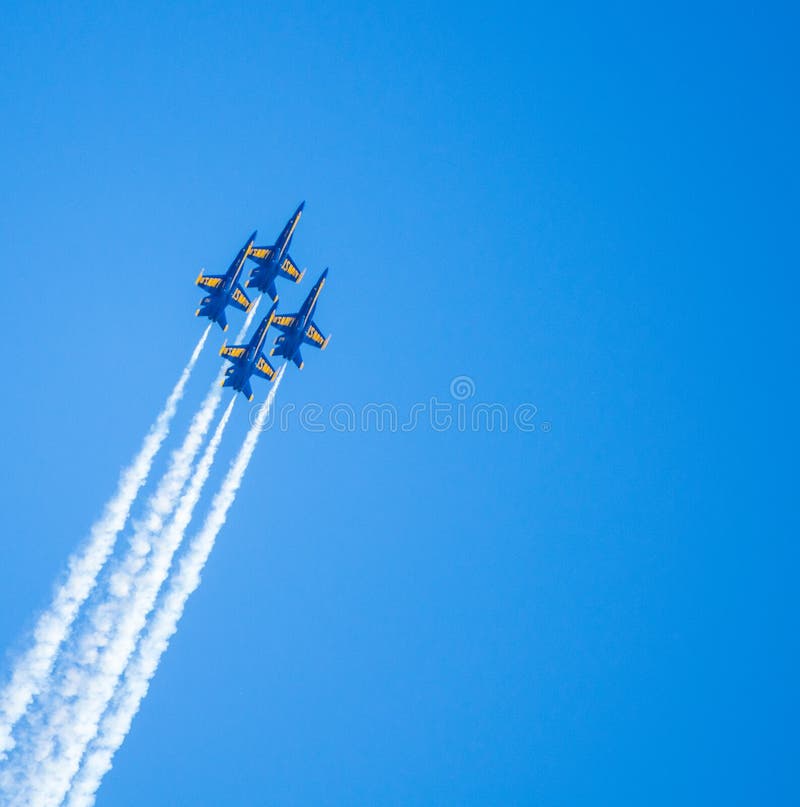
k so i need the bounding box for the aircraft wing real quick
[219,343,247,363]
[253,353,277,381]
[249,245,274,265]
[230,284,253,312]
[303,320,329,349]
[277,255,305,283]
[196,272,225,291]
[271,313,298,333]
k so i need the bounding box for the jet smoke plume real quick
[18,398,238,807]
[0,325,211,761]
[1,305,263,805]
[65,368,285,807]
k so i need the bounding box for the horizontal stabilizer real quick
[197,303,227,331]
[270,341,303,369]
[222,373,254,401]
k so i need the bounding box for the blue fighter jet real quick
[195,232,256,331]
[270,268,330,369]
[219,302,279,400]
[246,202,306,302]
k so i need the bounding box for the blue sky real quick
[0,1,797,804]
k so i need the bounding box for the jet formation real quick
[196,203,330,401]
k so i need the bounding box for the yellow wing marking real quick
[273,315,296,328]
[251,247,272,261]
[220,346,246,359]
[232,287,251,309]
[256,356,275,378]
[196,274,223,290]
[281,257,303,282]
[306,325,326,346]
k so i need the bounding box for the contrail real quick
[3,304,263,804]
[15,397,238,807]
[0,325,211,761]
[65,367,285,807]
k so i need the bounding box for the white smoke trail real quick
[0,325,211,761]
[3,304,262,805]
[16,397,237,807]
[65,367,285,807]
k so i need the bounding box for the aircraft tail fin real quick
[222,372,254,401]
[196,298,227,331]
[245,270,279,301]
[270,342,302,369]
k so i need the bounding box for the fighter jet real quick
[270,268,330,370]
[195,232,256,331]
[219,302,279,401]
[246,202,306,302]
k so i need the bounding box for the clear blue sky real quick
[0,1,796,804]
